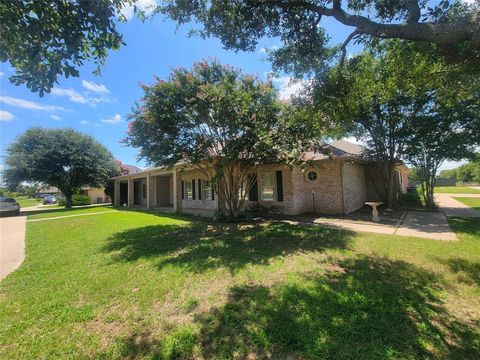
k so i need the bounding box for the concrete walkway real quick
[0,215,26,281]
[394,211,456,240]
[27,210,117,222]
[435,193,480,218]
[279,210,457,241]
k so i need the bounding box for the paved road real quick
[435,193,480,218]
[0,215,26,281]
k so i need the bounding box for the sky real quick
[0,1,467,172]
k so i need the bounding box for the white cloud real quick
[0,71,4,78]
[259,45,279,54]
[0,95,65,111]
[272,76,308,101]
[80,120,89,125]
[51,84,114,106]
[101,113,122,124]
[119,0,157,21]
[0,110,14,121]
[82,80,109,94]
[51,87,88,104]
[50,115,61,121]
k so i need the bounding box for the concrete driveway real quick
[435,193,480,218]
[0,215,26,281]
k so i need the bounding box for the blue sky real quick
[0,2,465,171]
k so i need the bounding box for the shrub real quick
[72,194,91,206]
[57,194,91,206]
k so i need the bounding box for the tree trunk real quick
[65,193,73,208]
[381,161,397,209]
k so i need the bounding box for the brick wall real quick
[342,161,367,213]
[291,160,345,214]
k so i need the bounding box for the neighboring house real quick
[37,186,61,198]
[79,187,111,204]
[112,140,409,216]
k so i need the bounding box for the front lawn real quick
[434,186,480,194]
[15,196,41,208]
[454,197,480,211]
[0,210,479,359]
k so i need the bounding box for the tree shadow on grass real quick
[194,256,479,359]
[103,222,353,274]
[446,258,480,286]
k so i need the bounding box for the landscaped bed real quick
[0,210,479,359]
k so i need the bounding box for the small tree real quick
[3,128,120,208]
[308,40,479,208]
[404,93,480,207]
[125,60,318,218]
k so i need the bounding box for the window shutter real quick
[192,179,196,200]
[211,184,215,200]
[248,174,258,201]
[198,179,202,200]
[276,170,283,202]
[181,181,184,200]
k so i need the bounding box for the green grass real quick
[1,211,479,359]
[434,186,480,194]
[454,197,480,211]
[14,196,42,208]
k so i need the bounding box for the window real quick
[184,181,193,200]
[142,183,147,199]
[307,171,317,182]
[261,172,275,201]
[202,180,213,200]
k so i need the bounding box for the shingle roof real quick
[302,139,366,161]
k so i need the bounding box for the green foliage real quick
[311,40,479,207]
[0,0,143,95]
[3,127,120,207]
[125,60,319,217]
[444,158,480,183]
[439,169,457,180]
[57,194,91,207]
[161,0,480,77]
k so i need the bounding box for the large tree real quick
[124,60,320,218]
[307,40,479,208]
[160,0,480,76]
[0,0,147,96]
[3,128,120,208]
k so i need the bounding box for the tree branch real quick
[257,0,479,50]
[339,29,360,68]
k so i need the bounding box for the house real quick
[112,140,409,216]
[78,162,143,204]
[79,187,111,204]
[37,186,61,198]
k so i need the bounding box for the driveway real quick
[0,215,26,281]
[435,193,480,218]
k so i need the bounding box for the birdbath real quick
[365,202,383,222]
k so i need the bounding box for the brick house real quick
[113,140,409,216]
